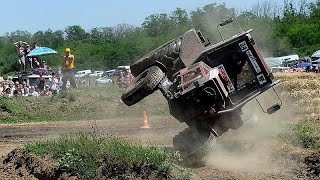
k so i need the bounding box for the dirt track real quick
[0,115,311,179]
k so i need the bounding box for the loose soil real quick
[0,115,318,179]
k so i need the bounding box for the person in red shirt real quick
[117,69,133,88]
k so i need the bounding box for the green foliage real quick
[0,85,169,124]
[25,133,181,178]
[0,96,28,116]
[292,122,320,149]
[1,1,320,73]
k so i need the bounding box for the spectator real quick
[32,58,41,69]
[43,61,47,68]
[14,41,28,71]
[8,82,14,96]
[311,64,319,73]
[0,82,5,94]
[117,70,133,88]
[13,89,20,97]
[24,44,32,70]
[37,75,45,92]
[21,81,29,96]
[61,48,77,90]
[116,72,125,88]
[31,42,38,50]
[123,69,133,82]
[50,73,60,95]
[28,86,39,97]
[40,85,52,96]
[5,87,12,97]
[14,81,19,91]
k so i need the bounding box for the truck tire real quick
[173,126,216,166]
[213,112,243,136]
[121,66,165,106]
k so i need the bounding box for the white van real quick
[270,67,290,73]
[12,74,52,86]
[89,71,104,77]
[114,66,131,76]
[75,70,92,78]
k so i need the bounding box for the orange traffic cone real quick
[141,111,150,128]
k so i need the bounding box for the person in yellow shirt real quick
[62,48,77,90]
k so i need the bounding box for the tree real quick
[171,8,190,27]
[65,25,87,41]
[142,13,174,37]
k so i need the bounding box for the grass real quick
[292,122,320,148]
[25,133,189,179]
[0,84,170,123]
[275,72,320,151]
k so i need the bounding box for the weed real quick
[0,85,170,124]
[0,97,28,116]
[25,133,183,179]
[58,91,68,98]
[274,72,320,152]
[292,122,320,148]
[68,92,77,102]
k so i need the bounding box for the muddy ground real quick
[0,113,318,179]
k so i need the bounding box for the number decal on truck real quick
[257,74,267,85]
[239,41,249,52]
[217,64,235,93]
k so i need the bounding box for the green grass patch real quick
[292,122,320,149]
[0,85,170,124]
[0,96,28,116]
[25,133,189,179]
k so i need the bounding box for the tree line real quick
[0,0,319,75]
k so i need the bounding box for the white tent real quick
[264,54,299,68]
[311,50,320,58]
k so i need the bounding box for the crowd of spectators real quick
[0,73,61,98]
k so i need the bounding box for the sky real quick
[0,0,261,35]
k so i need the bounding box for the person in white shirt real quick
[29,86,39,97]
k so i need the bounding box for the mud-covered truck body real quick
[121,17,281,164]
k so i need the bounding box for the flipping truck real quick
[121,17,282,165]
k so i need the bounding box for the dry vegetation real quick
[0,84,170,123]
[276,72,320,123]
[275,72,320,149]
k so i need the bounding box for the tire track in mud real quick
[0,116,310,179]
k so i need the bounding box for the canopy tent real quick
[264,57,285,68]
[311,50,320,58]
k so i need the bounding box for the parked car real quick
[101,69,115,77]
[96,76,113,84]
[89,71,104,77]
[75,70,92,78]
[113,66,131,76]
[270,67,290,73]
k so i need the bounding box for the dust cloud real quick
[204,89,298,174]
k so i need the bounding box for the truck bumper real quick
[216,80,281,115]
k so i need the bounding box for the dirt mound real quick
[304,153,320,179]
[1,149,79,180]
[95,163,175,180]
[1,149,180,180]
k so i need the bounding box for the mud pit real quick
[0,115,316,179]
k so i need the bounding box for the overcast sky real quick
[0,0,274,35]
